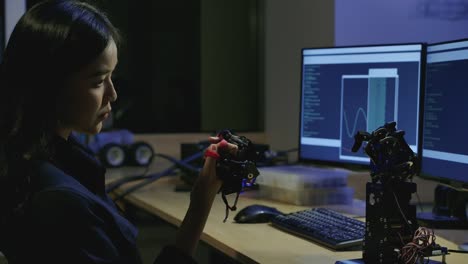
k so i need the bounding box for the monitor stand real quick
[417,184,468,251]
[417,184,468,229]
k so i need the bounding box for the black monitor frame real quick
[418,37,468,190]
[417,38,468,233]
[297,42,426,172]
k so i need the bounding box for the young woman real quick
[0,1,235,263]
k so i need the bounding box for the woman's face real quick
[57,40,118,138]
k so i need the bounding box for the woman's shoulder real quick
[29,161,96,214]
[32,160,90,194]
[31,162,93,211]
[30,185,93,218]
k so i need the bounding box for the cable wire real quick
[448,249,468,254]
[110,152,202,202]
[108,146,296,202]
[106,151,202,193]
[400,227,436,264]
[392,190,412,229]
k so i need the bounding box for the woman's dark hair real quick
[0,0,120,236]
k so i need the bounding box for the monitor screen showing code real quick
[422,39,468,184]
[300,44,424,165]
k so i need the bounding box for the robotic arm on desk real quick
[352,121,447,263]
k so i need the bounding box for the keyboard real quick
[270,207,365,250]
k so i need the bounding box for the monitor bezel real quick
[425,37,468,51]
[298,42,427,172]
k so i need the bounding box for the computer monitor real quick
[299,43,425,167]
[418,38,468,232]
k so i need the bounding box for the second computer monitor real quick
[421,38,468,188]
[299,43,425,165]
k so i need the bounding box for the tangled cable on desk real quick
[400,227,436,264]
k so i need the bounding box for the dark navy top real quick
[3,136,196,264]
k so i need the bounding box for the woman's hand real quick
[174,136,238,256]
[191,137,238,200]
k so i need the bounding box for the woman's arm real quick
[174,138,237,256]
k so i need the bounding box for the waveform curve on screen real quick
[343,107,367,138]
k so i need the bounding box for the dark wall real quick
[97,0,202,133]
[149,0,201,132]
[26,0,261,133]
[200,0,262,132]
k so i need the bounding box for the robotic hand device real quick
[215,130,260,222]
[352,121,419,184]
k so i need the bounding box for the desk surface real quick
[108,174,467,264]
[107,133,467,264]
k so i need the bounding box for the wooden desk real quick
[107,133,467,263]
[108,175,466,264]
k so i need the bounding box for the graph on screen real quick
[340,69,399,162]
[299,44,424,166]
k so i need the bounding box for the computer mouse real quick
[234,204,283,223]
